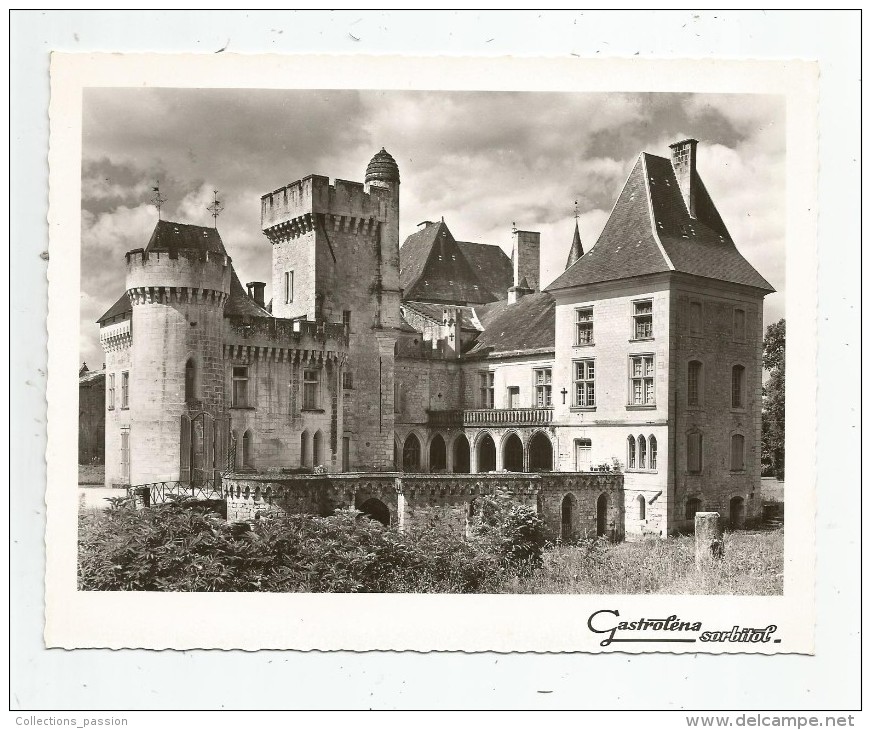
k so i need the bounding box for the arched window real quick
[429,434,447,472]
[300,430,310,468]
[638,435,647,469]
[686,497,701,520]
[731,365,746,408]
[560,494,574,541]
[402,433,421,472]
[503,433,523,472]
[627,435,636,470]
[185,358,196,404]
[687,360,702,406]
[731,433,745,471]
[637,494,646,520]
[649,435,658,470]
[313,430,323,468]
[242,430,254,469]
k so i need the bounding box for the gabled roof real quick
[547,151,774,293]
[454,241,513,302]
[146,220,227,256]
[399,220,504,305]
[465,292,555,358]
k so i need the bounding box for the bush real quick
[469,492,546,569]
[78,499,535,593]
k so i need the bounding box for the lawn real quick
[78,464,105,486]
[493,527,784,595]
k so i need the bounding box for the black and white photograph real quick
[76,88,787,597]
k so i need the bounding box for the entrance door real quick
[561,494,573,542]
[575,438,591,471]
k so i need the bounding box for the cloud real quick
[80,89,786,363]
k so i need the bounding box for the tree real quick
[761,319,785,480]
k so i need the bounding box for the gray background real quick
[10,10,860,710]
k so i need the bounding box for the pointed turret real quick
[565,221,584,269]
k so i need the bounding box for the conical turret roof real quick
[565,221,584,269]
[365,148,400,184]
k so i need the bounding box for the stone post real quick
[130,486,151,510]
[695,511,724,570]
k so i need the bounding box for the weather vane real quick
[207,189,224,229]
[574,200,579,221]
[150,181,168,220]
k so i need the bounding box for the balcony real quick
[427,408,553,428]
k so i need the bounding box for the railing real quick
[127,479,223,505]
[427,407,554,427]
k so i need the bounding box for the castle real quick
[96,139,773,539]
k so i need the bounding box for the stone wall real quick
[222,471,624,541]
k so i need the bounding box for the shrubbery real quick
[78,493,545,593]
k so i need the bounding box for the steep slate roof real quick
[465,292,555,358]
[399,220,502,305]
[98,220,270,324]
[97,292,132,324]
[547,153,774,293]
[454,241,513,302]
[145,220,227,255]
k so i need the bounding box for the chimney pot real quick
[246,281,266,308]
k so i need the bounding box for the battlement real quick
[261,174,392,236]
[224,315,350,353]
[125,247,231,295]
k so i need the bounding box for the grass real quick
[492,527,783,595]
[78,464,105,486]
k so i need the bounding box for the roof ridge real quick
[641,153,675,271]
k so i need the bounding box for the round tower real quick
[125,241,231,484]
[364,148,401,331]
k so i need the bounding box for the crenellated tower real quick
[261,149,403,470]
[123,222,231,484]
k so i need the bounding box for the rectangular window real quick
[733,308,746,341]
[342,310,351,331]
[120,427,130,484]
[575,307,594,345]
[687,361,702,406]
[575,438,592,471]
[394,382,402,413]
[479,372,495,409]
[284,271,294,304]
[731,365,746,409]
[687,432,703,473]
[632,299,654,340]
[731,434,745,471]
[232,366,249,408]
[343,371,353,390]
[107,373,115,410]
[303,368,320,410]
[629,355,655,405]
[120,371,129,409]
[507,386,520,409]
[534,368,552,407]
[574,360,596,407]
[689,301,703,335]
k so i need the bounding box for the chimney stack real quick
[441,306,462,359]
[511,230,540,299]
[669,139,698,218]
[246,281,266,308]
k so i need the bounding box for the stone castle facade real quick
[97,140,773,539]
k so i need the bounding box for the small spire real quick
[207,189,224,229]
[565,218,584,270]
[150,181,167,220]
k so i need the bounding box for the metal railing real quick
[427,407,554,427]
[127,478,223,505]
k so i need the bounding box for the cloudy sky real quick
[80,88,784,368]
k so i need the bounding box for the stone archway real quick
[357,497,391,526]
[528,431,553,471]
[503,433,523,472]
[477,433,496,473]
[730,496,745,528]
[452,434,470,474]
[561,494,575,542]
